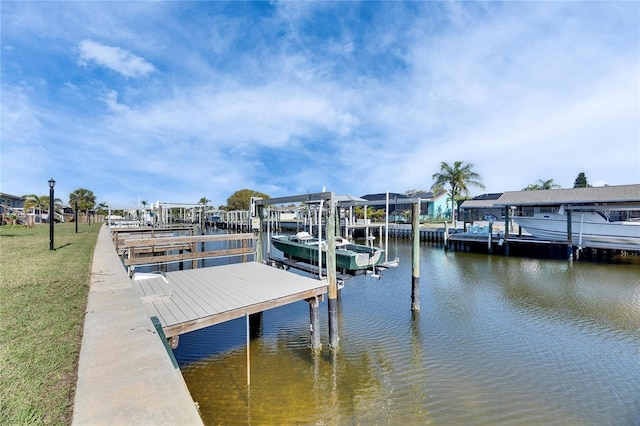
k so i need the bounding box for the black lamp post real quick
[48,178,55,250]
[75,200,78,234]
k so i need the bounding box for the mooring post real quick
[411,201,420,312]
[252,200,264,264]
[309,296,321,351]
[443,221,449,250]
[503,207,510,256]
[566,208,574,261]
[326,196,339,349]
[256,205,264,263]
[488,222,493,254]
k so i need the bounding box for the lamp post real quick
[75,200,78,234]
[48,178,55,250]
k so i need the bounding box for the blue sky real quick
[2,1,638,208]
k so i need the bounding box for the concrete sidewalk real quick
[72,224,203,425]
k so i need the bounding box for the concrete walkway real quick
[72,224,203,425]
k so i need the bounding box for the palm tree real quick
[523,179,561,191]
[22,194,46,226]
[95,202,109,218]
[22,194,63,225]
[69,188,96,222]
[140,200,148,225]
[198,197,210,226]
[431,161,485,225]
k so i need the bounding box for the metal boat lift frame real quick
[252,192,341,349]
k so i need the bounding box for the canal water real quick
[172,237,640,425]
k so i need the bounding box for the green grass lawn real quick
[0,222,101,425]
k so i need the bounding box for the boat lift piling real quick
[326,201,339,349]
[411,200,420,312]
[566,208,574,261]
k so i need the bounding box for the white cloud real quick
[2,1,637,205]
[77,39,155,78]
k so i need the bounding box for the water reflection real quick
[175,239,640,425]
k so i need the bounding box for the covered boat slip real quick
[131,262,327,338]
[271,232,385,272]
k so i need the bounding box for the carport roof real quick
[494,184,640,207]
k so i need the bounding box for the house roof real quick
[494,184,640,207]
[461,199,499,209]
[360,191,440,202]
[335,194,367,203]
[361,193,410,201]
[460,193,503,209]
[0,192,23,200]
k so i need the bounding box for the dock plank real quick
[169,271,237,313]
[131,262,327,337]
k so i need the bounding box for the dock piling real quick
[309,296,321,351]
[488,222,493,254]
[326,204,339,349]
[411,201,420,312]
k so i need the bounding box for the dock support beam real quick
[308,296,321,351]
[326,202,339,349]
[411,201,420,312]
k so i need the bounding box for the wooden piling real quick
[411,201,420,312]
[566,209,574,261]
[326,204,339,349]
[443,221,449,250]
[309,296,321,351]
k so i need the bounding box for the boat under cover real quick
[513,209,640,249]
[271,232,384,271]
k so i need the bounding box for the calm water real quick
[172,238,640,425]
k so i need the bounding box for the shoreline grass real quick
[0,222,102,425]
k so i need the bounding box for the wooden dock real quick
[131,262,327,338]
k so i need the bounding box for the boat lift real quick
[252,191,400,279]
[251,191,424,350]
[252,192,341,349]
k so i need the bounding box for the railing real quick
[111,225,196,253]
[121,233,255,274]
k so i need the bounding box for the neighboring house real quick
[459,193,504,222]
[1,192,25,224]
[0,192,24,212]
[359,191,450,220]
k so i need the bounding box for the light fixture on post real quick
[48,178,55,250]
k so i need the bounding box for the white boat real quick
[513,206,640,249]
